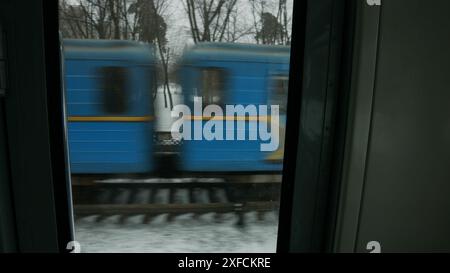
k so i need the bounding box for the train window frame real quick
[0,0,356,253]
[277,0,356,252]
[99,66,129,114]
[0,0,73,252]
[0,22,16,252]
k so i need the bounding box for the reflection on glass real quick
[59,0,293,253]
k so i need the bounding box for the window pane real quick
[270,75,289,115]
[60,0,294,253]
[100,66,129,114]
[201,68,226,105]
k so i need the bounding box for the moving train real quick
[63,39,290,176]
[177,43,290,173]
[63,39,156,174]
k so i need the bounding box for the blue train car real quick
[63,39,156,174]
[178,43,290,173]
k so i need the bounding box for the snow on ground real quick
[74,212,278,253]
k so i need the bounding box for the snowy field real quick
[74,212,279,253]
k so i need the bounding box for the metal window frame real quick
[332,1,381,253]
[0,0,73,252]
[0,21,16,251]
[0,0,357,253]
[277,0,357,252]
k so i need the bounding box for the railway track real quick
[72,176,281,225]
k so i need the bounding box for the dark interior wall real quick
[0,0,61,252]
[335,0,450,252]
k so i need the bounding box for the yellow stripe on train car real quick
[183,116,273,122]
[67,116,154,122]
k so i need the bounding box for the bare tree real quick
[130,0,173,108]
[256,12,283,45]
[184,0,239,43]
[248,0,265,44]
[276,0,290,45]
[60,0,113,39]
[248,0,291,45]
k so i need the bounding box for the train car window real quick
[99,66,129,114]
[270,75,289,115]
[201,68,226,105]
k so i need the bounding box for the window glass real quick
[99,66,129,114]
[201,68,226,105]
[270,75,289,115]
[60,0,294,253]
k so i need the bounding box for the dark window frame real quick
[277,0,356,252]
[0,0,73,252]
[0,0,356,253]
